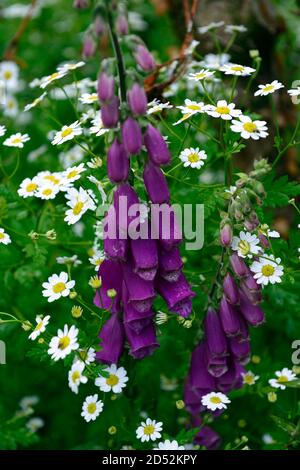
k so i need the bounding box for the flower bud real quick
[135,44,156,72]
[116,15,129,35]
[144,124,171,165]
[220,223,232,247]
[101,96,120,128]
[82,36,95,58]
[127,83,147,116]
[121,117,142,155]
[97,73,115,103]
[107,139,129,183]
[143,162,170,203]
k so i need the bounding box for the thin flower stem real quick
[7,149,20,180]
[201,81,215,105]
[272,117,300,167]
[158,114,182,140]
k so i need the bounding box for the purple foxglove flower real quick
[220,223,232,247]
[207,352,228,377]
[151,204,182,251]
[73,0,89,8]
[122,283,154,333]
[219,297,241,337]
[156,273,195,317]
[223,273,239,305]
[96,313,125,365]
[159,246,183,282]
[127,83,147,116]
[135,45,156,72]
[121,117,142,155]
[189,343,215,389]
[122,261,156,312]
[244,219,258,231]
[184,379,203,415]
[113,183,140,236]
[107,139,129,183]
[101,96,120,128]
[125,322,159,359]
[94,259,123,313]
[193,424,221,450]
[239,289,265,327]
[204,308,227,358]
[236,315,250,342]
[229,337,251,365]
[97,72,115,103]
[82,36,95,58]
[143,162,170,204]
[144,124,171,165]
[116,15,129,35]
[130,238,158,281]
[240,275,262,305]
[230,253,248,278]
[216,359,244,393]
[103,236,128,261]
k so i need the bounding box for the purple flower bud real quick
[107,139,129,183]
[258,232,270,248]
[223,273,239,305]
[82,36,95,58]
[121,117,143,155]
[113,183,140,236]
[230,253,248,278]
[219,297,241,337]
[143,162,170,204]
[127,83,147,116]
[122,261,156,312]
[229,338,251,365]
[240,275,262,305]
[239,289,265,327]
[96,313,125,365]
[124,322,159,359]
[94,16,106,36]
[101,96,120,128]
[216,359,244,392]
[122,283,154,334]
[204,308,228,358]
[135,45,156,72]
[156,273,195,317]
[189,343,216,389]
[116,15,129,35]
[94,259,123,313]
[220,223,232,247]
[97,73,115,103]
[131,238,158,281]
[244,219,257,231]
[144,124,171,166]
[73,0,89,9]
[159,246,183,282]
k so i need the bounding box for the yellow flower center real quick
[238,240,250,255]
[4,70,12,80]
[210,396,222,404]
[277,375,288,383]
[244,375,254,385]
[106,374,119,387]
[61,127,73,138]
[72,371,81,382]
[12,137,22,144]
[58,335,70,350]
[79,350,87,360]
[87,403,97,414]
[67,170,78,179]
[143,425,155,436]
[231,66,244,72]
[195,72,206,79]
[243,122,257,133]
[26,182,37,192]
[261,264,275,277]
[0,233,4,239]
[72,201,84,215]
[187,104,201,111]
[263,85,274,93]
[216,106,230,114]
[44,175,60,184]
[187,153,200,163]
[50,72,60,80]
[42,188,53,196]
[53,282,66,293]
[34,321,44,331]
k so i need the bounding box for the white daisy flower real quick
[174,99,209,125]
[29,315,50,341]
[51,121,82,145]
[231,231,261,258]
[259,225,280,238]
[136,418,163,442]
[147,99,172,115]
[220,63,255,76]
[288,86,300,97]
[35,171,68,190]
[79,93,98,104]
[3,95,19,118]
[18,177,39,198]
[42,272,75,303]
[57,61,85,73]
[250,255,284,285]
[254,80,284,97]
[0,125,7,137]
[89,249,105,271]
[200,52,231,70]
[198,21,224,34]
[3,132,30,148]
[63,163,86,183]
[81,394,104,422]
[201,391,230,411]
[225,24,247,33]
[89,115,109,136]
[87,176,107,204]
[95,364,128,394]
[64,187,97,225]
[230,115,268,140]
[68,361,88,394]
[56,255,82,266]
[40,70,67,89]
[35,183,60,200]
[26,417,44,433]
[154,440,185,450]
[0,61,19,90]
[268,368,296,390]
[0,228,11,245]
[24,92,47,112]
[188,69,215,81]
[76,347,96,365]
[48,324,79,361]
[19,395,39,411]
[179,147,207,169]
[242,371,260,386]
[206,100,242,120]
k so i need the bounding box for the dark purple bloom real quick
[223,273,239,305]
[101,96,120,128]
[230,253,248,278]
[219,296,241,337]
[131,237,158,281]
[194,425,221,450]
[121,117,142,155]
[113,183,140,236]
[135,44,156,71]
[116,15,129,35]
[184,378,203,415]
[125,322,159,359]
[127,83,147,116]
[156,272,195,317]
[122,283,154,334]
[97,72,115,103]
[96,313,125,365]
[220,223,232,247]
[144,124,171,165]
[236,315,250,342]
[151,204,182,251]
[239,289,265,327]
[107,139,129,183]
[94,259,123,313]
[216,359,244,392]
[207,352,228,377]
[240,275,262,305]
[103,236,128,262]
[122,261,156,312]
[204,308,227,358]
[159,246,183,282]
[189,343,215,389]
[143,162,170,204]
[229,337,251,365]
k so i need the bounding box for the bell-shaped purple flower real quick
[122,260,156,312]
[229,337,251,365]
[121,117,142,155]
[143,162,170,204]
[125,321,159,359]
[220,223,232,247]
[204,308,227,358]
[230,253,248,278]
[236,315,250,342]
[239,289,265,326]
[156,273,195,317]
[144,124,171,166]
[159,246,183,282]
[101,96,120,128]
[184,379,203,415]
[219,296,241,337]
[103,236,128,262]
[113,183,140,237]
[223,273,239,305]
[94,259,123,313]
[127,83,147,116]
[189,343,216,389]
[97,72,115,103]
[107,139,129,183]
[207,351,228,377]
[135,44,156,72]
[131,238,158,281]
[151,204,182,251]
[96,313,125,365]
[122,283,154,334]
[193,424,221,450]
[240,275,262,305]
[216,359,244,393]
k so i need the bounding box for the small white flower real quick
[206,100,242,120]
[0,228,11,245]
[147,99,172,115]
[40,70,67,89]
[3,95,19,117]
[63,163,86,183]
[220,63,255,76]
[230,115,268,140]
[42,272,75,303]
[24,92,47,112]
[81,394,104,422]
[225,185,237,195]
[35,183,60,200]
[254,80,284,97]
[64,187,97,225]
[57,61,85,73]
[288,86,300,97]
[76,347,96,365]
[136,418,163,442]
[79,92,98,104]
[268,368,296,390]
[68,361,88,394]
[231,231,261,258]
[188,69,215,81]
[18,177,39,198]
[242,371,259,386]
[26,417,44,433]
[0,125,7,137]
[51,121,82,145]
[201,391,230,411]
[19,395,39,411]
[262,433,275,445]
[0,61,19,89]
[29,315,50,341]
[200,53,231,70]
[250,255,284,286]
[154,440,185,450]
[155,312,169,325]
[3,132,30,148]
[48,324,79,361]
[198,21,224,34]
[95,364,128,394]
[259,225,280,238]
[35,171,68,190]
[179,147,207,169]
[174,99,209,125]
[225,24,247,33]
[56,255,82,266]
[89,115,109,136]
[89,249,105,271]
